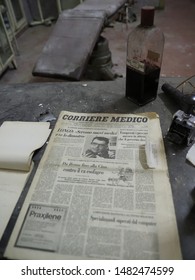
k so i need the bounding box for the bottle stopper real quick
[141,6,155,26]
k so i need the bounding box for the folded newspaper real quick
[4,111,182,259]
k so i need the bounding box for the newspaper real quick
[4,111,182,260]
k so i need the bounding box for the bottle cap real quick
[141,6,155,26]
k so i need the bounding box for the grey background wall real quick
[22,0,81,23]
[22,0,162,24]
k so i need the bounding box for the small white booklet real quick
[0,121,51,240]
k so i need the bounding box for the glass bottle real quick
[125,6,164,106]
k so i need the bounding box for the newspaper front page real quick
[4,111,182,260]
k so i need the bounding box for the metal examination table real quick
[32,0,128,80]
[0,77,194,259]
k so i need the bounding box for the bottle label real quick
[127,58,145,73]
[147,50,160,62]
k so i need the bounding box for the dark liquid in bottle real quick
[126,65,160,106]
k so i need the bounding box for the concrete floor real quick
[0,0,195,84]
